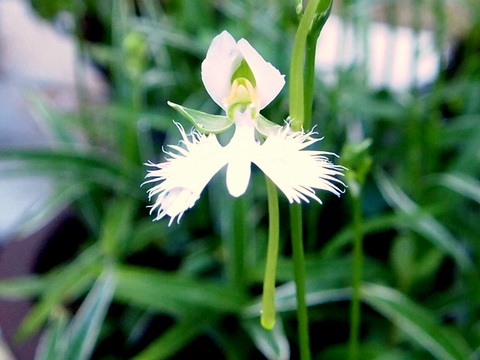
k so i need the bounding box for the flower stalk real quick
[261,176,280,330]
[288,1,333,359]
[290,203,310,360]
[341,139,372,360]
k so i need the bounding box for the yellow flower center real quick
[224,78,259,119]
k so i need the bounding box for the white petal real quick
[253,127,345,203]
[201,31,242,109]
[226,156,251,197]
[237,39,285,110]
[144,123,228,224]
[225,109,258,197]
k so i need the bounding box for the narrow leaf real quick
[62,269,116,360]
[243,318,290,360]
[115,265,247,316]
[35,311,68,360]
[436,173,480,205]
[362,283,473,360]
[17,246,101,339]
[376,171,472,271]
[132,311,219,360]
[0,276,47,299]
[99,197,137,258]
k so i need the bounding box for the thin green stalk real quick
[261,176,280,330]
[290,203,311,360]
[348,193,364,360]
[288,1,331,358]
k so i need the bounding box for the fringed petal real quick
[253,125,345,203]
[144,123,228,225]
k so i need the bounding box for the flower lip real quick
[201,30,285,112]
[144,119,345,224]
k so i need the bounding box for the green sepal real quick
[168,101,234,134]
[254,114,282,138]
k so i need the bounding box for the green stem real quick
[261,177,280,330]
[287,1,331,357]
[289,0,321,130]
[303,33,317,132]
[348,193,364,360]
[290,203,311,360]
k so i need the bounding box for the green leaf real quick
[132,310,219,360]
[35,310,68,360]
[62,269,116,360]
[99,197,137,259]
[0,148,142,197]
[243,318,290,360]
[0,276,47,299]
[376,171,472,271]
[167,101,233,134]
[362,283,473,360]
[115,265,248,316]
[320,212,401,257]
[28,96,77,144]
[35,269,116,360]
[244,283,350,317]
[435,173,480,205]
[17,246,102,340]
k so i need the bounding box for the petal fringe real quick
[143,123,228,224]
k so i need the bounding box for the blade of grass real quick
[244,317,290,360]
[132,310,219,360]
[362,283,473,360]
[115,265,248,316]
[62,269,116,360]
[376,171,472,271]
[17,245,102,340]
[435,173,480,205]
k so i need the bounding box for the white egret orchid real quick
[145,31,344,225]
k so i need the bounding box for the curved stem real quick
[261,176,280,330]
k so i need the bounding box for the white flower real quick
[145,110,344,224]
[144,31,344,224]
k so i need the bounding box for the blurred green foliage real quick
[1,0,479,358]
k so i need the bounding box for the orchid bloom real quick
[144,31,344,225]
